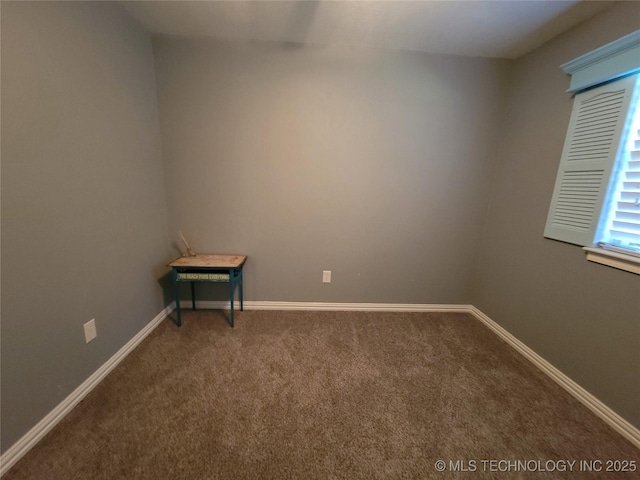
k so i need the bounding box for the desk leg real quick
[172,269,182,327]
[239,269,244,311]
[191,282,196,310]
[229,270,235,328]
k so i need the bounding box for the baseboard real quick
[467,306,640,449]
[180,300,472,312]
[0,304,174,477]
[3,301,638,476]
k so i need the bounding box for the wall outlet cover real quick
[84,319,97,343]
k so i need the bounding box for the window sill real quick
[583,247,640,275]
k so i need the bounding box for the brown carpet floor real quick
[3,310,638,479]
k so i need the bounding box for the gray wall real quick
[471,1,640,427]
[1,2,170,450]
[153,36,508,304]
[2,0,638,457]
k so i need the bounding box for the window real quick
[597,92,640,255]
[544,30,640,274]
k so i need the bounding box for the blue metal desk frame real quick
[169,254,247,327]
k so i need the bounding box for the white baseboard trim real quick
[180,300,472,312]
[3,301,638,477]
[467,306,640,449]
[0,304,174,477]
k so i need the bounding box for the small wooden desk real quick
[169,254,247,327]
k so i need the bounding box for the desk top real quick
[169,254,247,269]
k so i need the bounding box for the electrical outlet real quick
[84,319,97,343]
[322,270,332,283]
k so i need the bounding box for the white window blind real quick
[544,74,638,246]
[598,94,640,255]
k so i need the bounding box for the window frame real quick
[544,30,640,275]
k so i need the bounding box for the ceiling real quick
[122,1,615,59]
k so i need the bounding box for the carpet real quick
[3,310,638,479]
